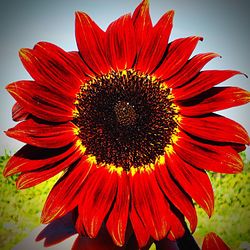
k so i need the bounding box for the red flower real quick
[4,0,249,248]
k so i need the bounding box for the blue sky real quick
[0,0,249,157]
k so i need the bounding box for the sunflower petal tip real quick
[36,41,47,47]
[40,212,50,225]
[75,10,79,14]
[168,9,175,18]
[19,48,33,62]
[88,231,98,239]
[75,11,81,17]
[190,224,197,234]
[207,202,214,218]
[4,130,13,140]
[33,41,51,51]
[2,168,10,178]
[35,234,43,242]
[19,48,28,56]
[213,52,222,58]
[5,82,15,93]
[4,129,14,138]
[16,180,23,190]
[16,175,29,190]
[235,71,247,78]
[191,35,204,42]
[243,72,248,78]
[5,83,13,90]
[75,11,88,19]
[208,211,213,218]
[3,161,17,177]
[40,217,47,224]
[202,232,230,250]
[140,0,150,8]
[199,36,204,41]
[113,238,124,248]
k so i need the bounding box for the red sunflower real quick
[4,0,250,248]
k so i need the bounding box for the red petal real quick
[166,152,214,217]
[68,51,94,77]
[16,149,81,189]
[19,43,88,94]
[75,216,86,237]
[202,232,230,250]
[174,131,244,174]
[129,204,150,248]
[154,36,203,80]
[180,114,249,145]
[130,171,171,241]
[41,156,93,224]
[5,120,77,148]
[135,10,174,74]
[106,14,136,70]
[75,12,110,75]
[12,102,29,122]
[166,52,220,88]
[155,163,197,232]
[132,0,153,49]
[180,87,250,116]
[106,173,130,246]
[6,80,74,122]
[78,168,118,238]
[166,212,185,241]
[3,143,76,177]
[173,70,243,101]
[233,144,246,153]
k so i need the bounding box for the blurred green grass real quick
[0,152,249,250]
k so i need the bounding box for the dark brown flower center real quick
[73,70,178,171]
[114,101,137,126]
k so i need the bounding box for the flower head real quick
[4,0,250,248]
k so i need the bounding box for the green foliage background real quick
[0,152,249,250]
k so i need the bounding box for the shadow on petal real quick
[36,211,77,247]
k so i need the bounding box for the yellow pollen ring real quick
[74,99,79,105]
[128,156,166,176]
[170,103,180,113]
[73,126,81,136]
[160,82,169,91]
[121,69,127,77]
[72,108,79,118]
[107,164,123,176]
[87,155,97,165]
[158,155,165,165]
[75,139,86,154]
[151,75,157,82]
[129,166,138,176]
[173,114,182,124]
[164,127,180,156]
